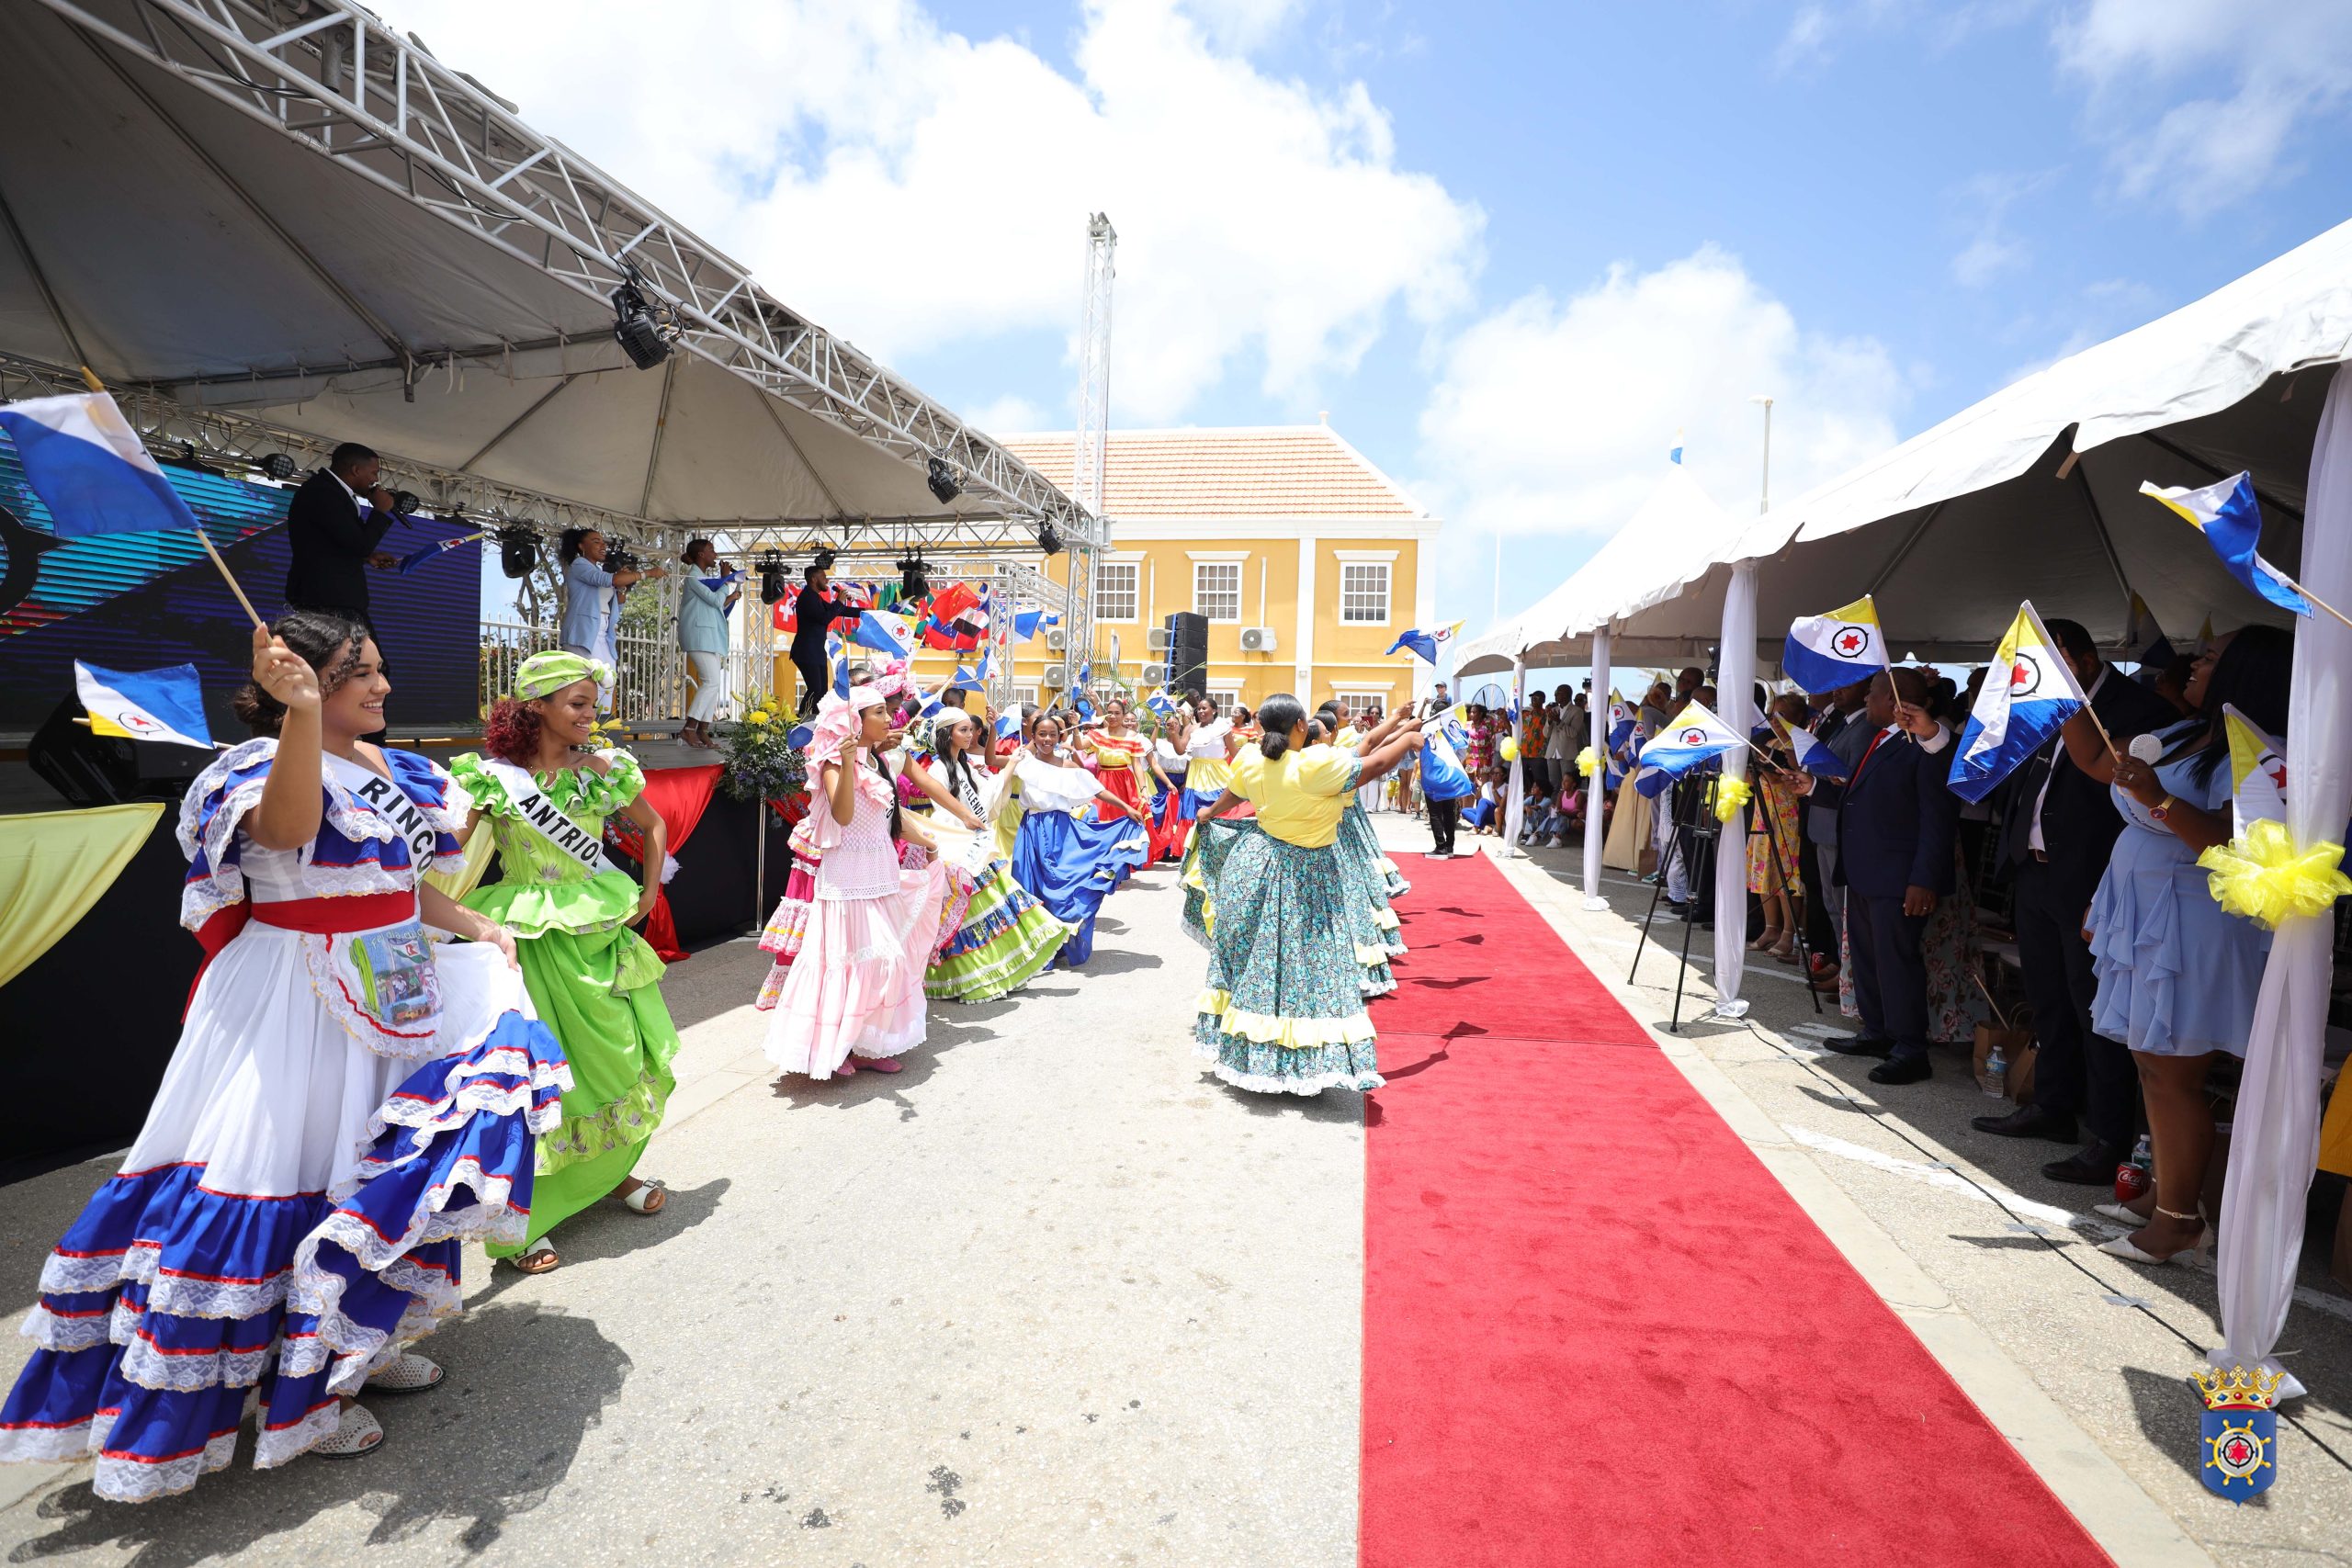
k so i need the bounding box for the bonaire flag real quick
[1145,692,1179,719]
[1419,716,1476,803]
[1784,723,1846,780]
[1385,620,1464,665]
[1948,601,2087,804]
[1633,701,1745,797]
[74,660,213,749]
[2140,472,2312,615]
[1011,608,1058,641]
[851,607,915,660]
[994,711,1022,741]
[0,392,203,537]
[1782,595,1890,694]
[396,532,483,573]
[2222,704,2287,835]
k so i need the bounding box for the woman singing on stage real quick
[1189,694,1420,1095]
[451,652,681,1275]
[2,614,571,1494]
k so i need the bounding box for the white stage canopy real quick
[0,1,1091,553]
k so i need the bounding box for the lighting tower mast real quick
[1066,212,1115,694]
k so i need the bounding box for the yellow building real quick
[967,423,1442,722]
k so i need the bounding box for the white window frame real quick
[1193,561,1243,624]
[1012,685,1040,712]
[1333,548,1397,627]
[1204,682,1245,719]
[1093,557,1140,624]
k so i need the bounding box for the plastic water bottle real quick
[1983,1042,2007,1097]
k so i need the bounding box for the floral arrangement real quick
[718,703,808,804]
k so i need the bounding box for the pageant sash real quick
[327,752,443,861]
[479,758,621,876]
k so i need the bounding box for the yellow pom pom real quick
[2198,819,2352,930]
[1577,745,1600,779]
[1500,737,1520,762]
[1713,775,1753,824]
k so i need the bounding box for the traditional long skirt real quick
[1012,809,1149,967]
[925,858,1070,1002]
[1186,819,1384,1095]
[0,933,567,1499]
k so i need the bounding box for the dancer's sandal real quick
[1748,927,1783,953]
[858,1057,904,1074]
[2096,1206,2211,1266]
[618,1178,667,1214]
[365,1354,444,1395]
[314,1404,384,1460]
[510,1239,561,1274]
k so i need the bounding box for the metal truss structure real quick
[1060,215,1119,694]
[32,0,1104,555]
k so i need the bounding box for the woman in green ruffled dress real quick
[451,652,679,1273]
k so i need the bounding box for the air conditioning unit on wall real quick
[1146,627,1173,652]
[1238,626,1277,653]
[1045,628,1069,652]
[1042,666,1069,687]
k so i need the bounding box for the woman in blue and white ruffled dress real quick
[0,612,570,1501]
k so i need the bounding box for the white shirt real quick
[2028,667,2106,852]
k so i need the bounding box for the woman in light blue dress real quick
[557,528,665,713]
[2056,625,2292,1266]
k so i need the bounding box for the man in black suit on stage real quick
[1973,616,2178,1181]
[1821,666,1960,1086]
[789,561,862,716]
[283,442,400,622]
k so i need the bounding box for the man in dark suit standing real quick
[1821,667,1960,1085]
[283,442,399,621]
[789,561,861,716]
[1973,616,2179,1180]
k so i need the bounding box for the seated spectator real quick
[2060,626,2292,1265]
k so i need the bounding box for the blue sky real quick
[402,0,2352,636]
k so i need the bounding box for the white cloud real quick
[961,393,1056,436]
[1774,5,1835,71]
[377,0,1481,424]
[1945,167,2058,288]
[2053,0,2352,209]
[1413,246,1905,543]
[1951,233,2027,288]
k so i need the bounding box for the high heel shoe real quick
[1748,927,1784,953]
[2096,1211,2212,1267]
[2093,1201,2153,1227]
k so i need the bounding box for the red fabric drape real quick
[616,763,723,962]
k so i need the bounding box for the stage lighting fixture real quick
[812,546,837,572]
[260,453,298,481]
[925,457,962,504]
[759,552,789,605]
[611,265,676,371]
[898,555,930,602]
[496,525,539,580]
[1035,521,1064,556]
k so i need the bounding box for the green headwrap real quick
[513,650,613,701]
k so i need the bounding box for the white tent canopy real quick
[0,1,1086,547]
[1457,465,1743,676]
[1470,216,2352,666]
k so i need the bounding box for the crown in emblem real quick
[2194,1363,2285,1411]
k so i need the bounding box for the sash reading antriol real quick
[479,758,620,875]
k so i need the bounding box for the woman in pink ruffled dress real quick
[761,675,951,1079]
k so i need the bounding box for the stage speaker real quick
[1164,611,1208,696]
[28,695,210,807]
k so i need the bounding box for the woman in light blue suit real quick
[559,528,663,713]
[675,537,739,749]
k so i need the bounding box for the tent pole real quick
[2064,459,2137,635]
[1583,626,1611,910]
[1861,501,1946,597]
[458,374,579,471]
[0,187,91,369]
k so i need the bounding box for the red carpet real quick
[1360,851,2113,1568]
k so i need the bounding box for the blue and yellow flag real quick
[2222,704,2287,836]
[1949,601,2086,803]
[1385,620,1464,664]
[1782,594,1890,694]
[2141,473,2312,615]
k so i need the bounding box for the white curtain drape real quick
[2213,369,2352,1394]
[1501,655,1529,853]
[1586,626,1611,908]
[1713,561,1759,1012]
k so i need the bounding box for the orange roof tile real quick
[997,425,1425,520]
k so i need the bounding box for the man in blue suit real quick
[1818,667,1959,1085]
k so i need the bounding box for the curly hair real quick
[232,608,371,736]
[481,698,546,764]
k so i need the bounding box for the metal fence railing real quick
[479,610,778,730]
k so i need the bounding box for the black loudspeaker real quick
[1165,611,1208,696]
[28,694,211,807]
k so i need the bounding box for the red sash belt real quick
[186,892,420,1017]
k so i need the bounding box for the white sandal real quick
[509,1239,560,1274]
[620,1178,667,1214]
[313,1404,383,1460]
[364,1353,444,1395]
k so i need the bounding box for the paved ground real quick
[5,817,2349,1566]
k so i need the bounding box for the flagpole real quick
[2272,571,2352,634]
[77,366,265,632]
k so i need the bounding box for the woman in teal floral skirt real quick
[1188,694,1421,1095]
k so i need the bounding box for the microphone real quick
[2127,733,2165,764]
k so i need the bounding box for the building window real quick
[1095,560,1138,622]
[1340,561,1390,625]
[1205,688,1241,718]
[1012,685,1039,712]
[1335,692,1385,724]
[1194,561,1242,623]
